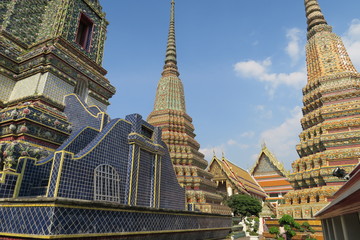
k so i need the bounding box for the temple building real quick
[208,154,269,235]
[147,0,230,215]
[0,1,233,239]
[208,154,267,201]
[250,144,293,208]
[278,0,360,220]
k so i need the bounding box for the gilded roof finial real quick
[162,0,179,77]
[305,0,328,32]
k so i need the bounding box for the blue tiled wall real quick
[64,94,108,132]
[57,126,100,155]
[17,158,52,197]
[52,119,132,202]
[0,93,185,212]
[159,147,186,210]
[0,203,231,236]
[137,149,155,207]
[0,173,18,198]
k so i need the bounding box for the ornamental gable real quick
[253,153,283,177]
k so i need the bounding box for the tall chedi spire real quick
[279,0,360,224]
[305,0,328,32]
[147,0,230,215]
[304,0,357,81]
[153,0,185,112]
[162,0,180,78]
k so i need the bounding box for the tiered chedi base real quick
[283,72,360,218]
[148,109,231,215]
[0,100,72,177]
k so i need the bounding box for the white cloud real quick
[227,139,249,149]
[227,139,238,146]
[285,28,303,65]
[256,105,265,111]
[234,27,307,97]
[234,58,268,78]
[259,106,302,168]
[200,140,249,161]
[343,19,360,70]
[234,58,306,97]
[241,131,255,138]
[200,145,224,161]
[255,105,273,119]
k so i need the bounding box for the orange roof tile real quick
[220,158,267,198]
[258,180,292,187]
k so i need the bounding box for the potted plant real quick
[268,215,317,240]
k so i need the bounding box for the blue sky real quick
[99,0,360,171]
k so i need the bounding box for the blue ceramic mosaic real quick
[64,94,107,133]
[0,202,231,237]
[0,94,185,210]
[17,158,52,197]
[0,173,17,198]
[0,95,233,238]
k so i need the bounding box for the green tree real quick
[225,194,262,219]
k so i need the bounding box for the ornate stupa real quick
[147,0,230,215]
[279,0,360,219]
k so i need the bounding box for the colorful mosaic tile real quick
[0,200,231,237]
[0,1,231,239]
[279,0,360,218]
[147,0,230,215]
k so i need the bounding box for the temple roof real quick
[250,144,289,177]
[209,155,267,198]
